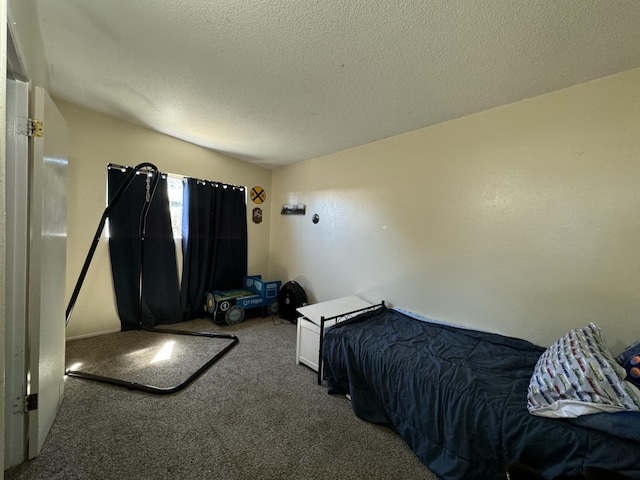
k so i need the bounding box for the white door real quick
[26,87,68,458]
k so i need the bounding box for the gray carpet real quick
[6,316,438,480]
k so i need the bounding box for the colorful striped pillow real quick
[527,323,640,418]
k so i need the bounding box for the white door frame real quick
[4,76,30,469]
[4,16,31,470]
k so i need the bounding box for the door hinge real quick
[25,393,38,411]
[28,118,43,137]
[16,117,44,137]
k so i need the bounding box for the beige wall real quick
[59,100,273,339]
[270,67,640,353]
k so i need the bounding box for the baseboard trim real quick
[66,328,121,342]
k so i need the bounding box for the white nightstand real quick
[295,295,373,382]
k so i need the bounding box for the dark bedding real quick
[322,306,640,480]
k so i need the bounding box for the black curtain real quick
[180,179,248,320]
[107,167,183,330]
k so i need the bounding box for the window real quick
[166,175,183,239]
[106,171,184,239]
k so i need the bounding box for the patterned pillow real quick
[527,323,640,418]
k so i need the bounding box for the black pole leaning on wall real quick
[65,163,157,325]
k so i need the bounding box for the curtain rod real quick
[107,163,245,190]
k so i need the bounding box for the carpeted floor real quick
[5,316,438,480]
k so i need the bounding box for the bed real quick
[321,304,640,480]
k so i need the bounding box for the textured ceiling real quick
[35,0,640,169]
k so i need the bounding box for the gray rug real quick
[6,316,437,480]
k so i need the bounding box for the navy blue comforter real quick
[322,306,640,480]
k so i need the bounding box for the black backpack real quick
[278,281,307,323]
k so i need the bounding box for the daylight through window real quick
[166,175,183,238]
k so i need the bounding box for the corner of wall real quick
[7,0,50,89]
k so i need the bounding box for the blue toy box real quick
[205,275,281,325]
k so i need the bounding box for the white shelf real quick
[295,295,373,374]
[296,295,373,326]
